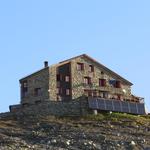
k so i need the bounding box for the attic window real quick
[89,65,94,72]
[77,63,84,71]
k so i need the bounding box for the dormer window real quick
[77,63,84,71]
[89,65,94,72]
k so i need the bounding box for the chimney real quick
[44,61,48,68]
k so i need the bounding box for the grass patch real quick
[81,112,150,125]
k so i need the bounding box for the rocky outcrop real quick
[0,113,150,150]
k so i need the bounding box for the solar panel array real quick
[88,98,145,115]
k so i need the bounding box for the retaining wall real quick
[10,97,89,117]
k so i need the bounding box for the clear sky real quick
[0,0,150,113]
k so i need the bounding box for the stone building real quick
[20,54,143,105]
[9,54,145,116]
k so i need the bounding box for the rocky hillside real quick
[0,113,150,150]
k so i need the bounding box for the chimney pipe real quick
[44,61,48,68]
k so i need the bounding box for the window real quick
[22,89,28,98]
[99,79,106,87]
[34,88,42,96]
[65,76,70,82]
[77,63,84,71]
[21,80,28,98]
[115,81,122,88]
[57,74,60,81]
[57,74,63,81]
[57,88,62,95]
[99,91,108,98]
[89,65,94,72]
[22,80,28,88]
[66,89,70,95]
[84,77,92,85]
[103,92,108,98]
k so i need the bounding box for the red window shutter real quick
[100,79,106,87]
[103,79,106,86]
[81,63,84,70]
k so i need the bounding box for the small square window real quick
[34,88,42,96]
[99,79,106,87]
[66,89,70,95]
[77,63,84,71]
[57,88,62,95]
[84,77,92,85]
[65,76,70,82]
[22,80,28,88]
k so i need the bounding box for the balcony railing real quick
[86,95,144,104]
[88,98,146,115]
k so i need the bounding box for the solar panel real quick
[137,103,145,114]
[121,101,130,113]
[88,99,97,109]
[88,98,145,115]
[105,100,113,110]
[113,101,122,112]
[97,99,106,110]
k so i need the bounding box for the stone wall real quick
[20,68,49,104]
[70,57,131,100]
[11,97,89,117]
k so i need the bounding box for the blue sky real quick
[0,0,150,112]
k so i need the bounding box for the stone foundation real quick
[10,97,89,117]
